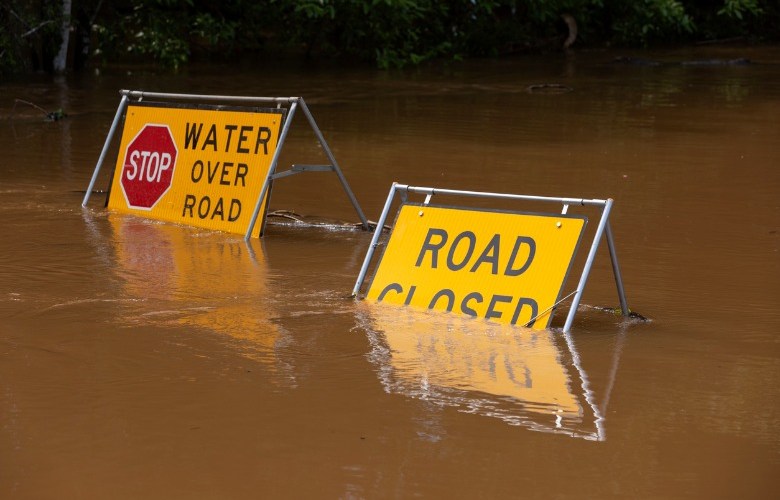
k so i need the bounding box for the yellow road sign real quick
[107,103,284,237]
[366,204,587,329]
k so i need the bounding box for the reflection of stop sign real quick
[120,124,178,210]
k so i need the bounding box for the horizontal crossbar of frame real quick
[272,164,335,180]
[398,184,608,207]
[120,90,298,105]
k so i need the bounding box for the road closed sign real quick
[107,103,285,237]
[365,204,587,330]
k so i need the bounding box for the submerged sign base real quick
[84,90,368,239]
[353,184,630,333]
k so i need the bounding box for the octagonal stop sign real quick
[120,124,178,210]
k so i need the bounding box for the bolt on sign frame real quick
[83,90,369,239]
[352,183,630,333]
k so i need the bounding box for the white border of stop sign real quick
[120,123,178,210]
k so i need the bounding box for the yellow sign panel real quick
[107,103,285,237]
[366,204,587,329]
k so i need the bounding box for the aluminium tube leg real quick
[299,98,369,230]
[245,101,298,240]
[352,183,399,297]
[82,94,129,207]
[605,221,630,316]
[563,198,614,333]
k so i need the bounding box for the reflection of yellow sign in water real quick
[108,216,286,368]
[366,204,586,329]
[360,304,600,438]
[107,103,285,238]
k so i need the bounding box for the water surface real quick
[1,46,778,498]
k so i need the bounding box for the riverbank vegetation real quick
[1,0,777,75]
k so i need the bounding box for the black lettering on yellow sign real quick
[180,116,273,225]
[374,226,541,326]
[182,194,241,222]
[182,158,248,222]
[184,122,272,155]
[415,227,536,275]
[190,160,248,186]
[365,204,586,330]
[376,282,540,327]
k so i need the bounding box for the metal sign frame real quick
[352,183,630,333]
[82,90,369,239]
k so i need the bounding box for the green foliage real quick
[286,0,455,68]
[687,0,765,41]
[1,0,778,75]
[191,13,237,49]
[0,28,19,76]
[610,0,695,46]
[0,0,64,75]
[718,0,762,20]
[125,3,190,69]
[92,0,239,69]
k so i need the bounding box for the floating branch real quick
[12,99,68,121]
[526,84,573,94]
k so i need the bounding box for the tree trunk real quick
[53,0,72,73]
[561,14,577,49]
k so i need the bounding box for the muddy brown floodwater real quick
[1,46,779,499]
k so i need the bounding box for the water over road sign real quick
[85,90,370,239]
[107,102,284,237]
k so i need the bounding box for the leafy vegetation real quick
[1,0,777,75]
[1,0,65,74]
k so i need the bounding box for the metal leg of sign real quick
[605,221,630,317]
[562,198,614,333]
[82,94,129,207]
[352,183,399,297]
[258,178,276,237]
[299,98,370,230]
[245,101,299,240]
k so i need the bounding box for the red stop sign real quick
[120,124,178,209]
